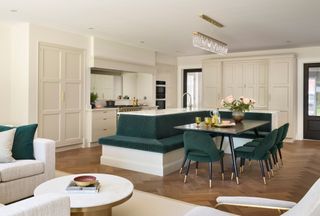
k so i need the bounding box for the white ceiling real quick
[1,0,320,56]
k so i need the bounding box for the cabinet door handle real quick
[103,129,108,131]
[103,118,107,120]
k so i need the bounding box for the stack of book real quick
[66,181,101,193]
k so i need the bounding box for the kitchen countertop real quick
[119,108,280,116]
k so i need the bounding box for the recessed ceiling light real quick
[199,14,224,28]
[88,27,94,30]
[10,9,18,13]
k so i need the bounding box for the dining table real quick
[175,119,270,184]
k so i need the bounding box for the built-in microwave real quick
[156,80,166,99]
[156,86,166,99]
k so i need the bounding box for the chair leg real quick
[220,157,224,180]
[264,160,271,179]
[179,156,187,174]
[268,156,274,176]
[278,148,283,166]
[231,157,236,180]
[208,162,213,188]
[195,161,199,176]
[272,153,277,168]
[240,158,245,173]
[184,160,191,183]
[259,160,266,185]
[274,152,280,168]
[219,136,224,151]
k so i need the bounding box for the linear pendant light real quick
[192,32,228,55]
[199,14,224,28]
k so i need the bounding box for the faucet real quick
[182,92,192,109]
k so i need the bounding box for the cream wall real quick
[177,46,320,140]
[0,23,12,124]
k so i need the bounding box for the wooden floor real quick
[56,140,320,215]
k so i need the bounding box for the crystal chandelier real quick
[192,32,228,55]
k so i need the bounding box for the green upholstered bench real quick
[99,111,210,153]
[99,134,184,153]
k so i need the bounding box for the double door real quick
[222,61,268,109]
[38,44,84,147]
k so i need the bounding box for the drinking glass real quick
[204,117,211,128]
[195,117,201,127]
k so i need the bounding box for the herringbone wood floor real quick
[56,140,320,215]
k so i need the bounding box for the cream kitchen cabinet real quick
[38,43,84,148]
[86,108,117,145]
[201,54,296,139]
[222,60,268,109]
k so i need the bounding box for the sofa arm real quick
[0,194,70,216]
[33,138,56,180]
[216,196,296,211]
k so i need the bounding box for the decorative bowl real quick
[73,175,97,187]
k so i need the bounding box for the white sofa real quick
[0,194,70,216]
[0,138,55,204]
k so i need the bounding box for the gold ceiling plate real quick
[200,14,224,28]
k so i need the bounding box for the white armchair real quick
[0,138,55,204]
[215,178,320,216]
[0,194,70,216]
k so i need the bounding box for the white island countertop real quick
[119,108,279,116]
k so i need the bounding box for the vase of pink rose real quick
[221,95,256,123]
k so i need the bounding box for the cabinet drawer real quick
[92,110,116,120]
[92,127,116,142]
[92,118,116,130]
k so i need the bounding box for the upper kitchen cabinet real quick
[201,54,296,139]
[222,60,268,109]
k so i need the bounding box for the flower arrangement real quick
[221,95,256,112]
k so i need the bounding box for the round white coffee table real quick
[34,173,133,216]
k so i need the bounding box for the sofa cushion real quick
[0,129,16,163]
[0,160,44,182]
[0,124,38,160]
[99,134,184,153]
[12,124,38,160]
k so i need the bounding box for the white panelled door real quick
[39,44,84,147]
[202,60,222,108]
[222,60,268,109]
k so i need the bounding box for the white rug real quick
[55,170,195,216]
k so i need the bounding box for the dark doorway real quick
[304,63,320,139]
[183,68,202,108]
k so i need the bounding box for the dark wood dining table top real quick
[174,120,270,135]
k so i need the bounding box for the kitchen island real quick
[99,108,282,176]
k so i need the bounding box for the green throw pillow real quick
[12,124,38,159]
[0,125,12,132]
[0,124,38,160]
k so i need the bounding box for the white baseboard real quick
[101,145,184,176]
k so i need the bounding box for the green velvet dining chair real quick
[276,123,289,165]
[182,131,224,188]
[243,126,283,175]
[234,129,278,184]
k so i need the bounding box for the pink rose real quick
[224,95,235,104]
[243,97,250,105]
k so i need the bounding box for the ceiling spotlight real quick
[192,32,228,55]
[10,9,18,13]
[199,14,224,28]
